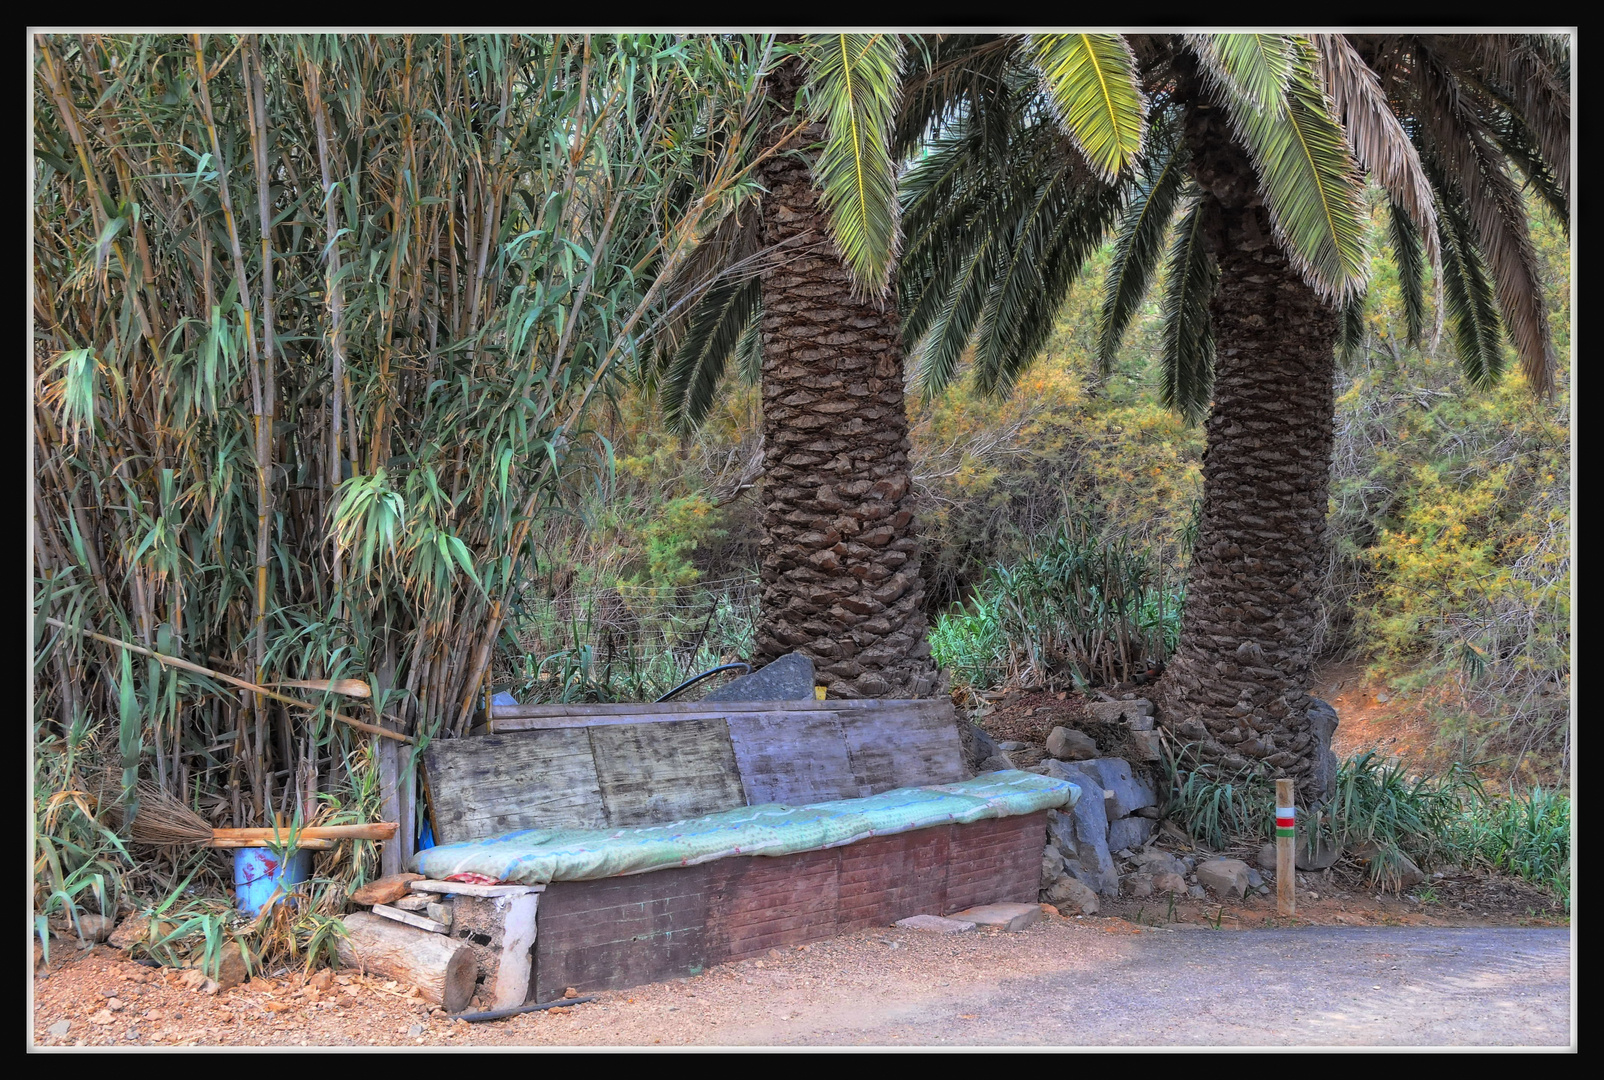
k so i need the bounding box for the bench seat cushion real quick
[410,770,1077,886]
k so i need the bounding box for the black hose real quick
[454,995,598,1023]
[653,662,750,703]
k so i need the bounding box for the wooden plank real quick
[491,892,540,1009]
[489,697,953,729]
[423,729,604,844]
[409,880,544,898]
[588,718,745,827]
[372,903,451,934]
[838,702,965,793]
[533,864,719,1003]
[725,711,865,804]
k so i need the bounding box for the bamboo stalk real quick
[45,618,414,744]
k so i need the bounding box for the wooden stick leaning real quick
[44,618,413,744]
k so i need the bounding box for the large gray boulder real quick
[1078,757,1157,819]
[1040,759,1119,895]
[702,652,816,702]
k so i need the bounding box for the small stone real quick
[977,753,1015,773]
[1153,872,1188,894]
[1256,885,1272,896]
[1127,731,1162,760]
[1046,875,1099,916]
[1196,859,1253,899]
[1045,727,1099,761]
[90,1010,116,1026]
[1125,873,1155,898]
[308,968,335,992]
[408,1024,424,1038]
[1246,868,1264,890]
[178,968,208,991]
[948,903,1041,932]
[214,947,249,991]
[563,987,579,999]
[107,998,124,1012]
[393,894,433,911]
[47,1021,69,1037]
[426,902,453,926]
[75,914,116,943]
[1188,884,1206,899]
[1258,843,1279,871]
[894,914,976,933]
[996,741,1029,752]
[1041,845,1065,888]
[108,914,151,950]
[1107,815,1156,852]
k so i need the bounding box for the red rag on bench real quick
[444,872,502,885]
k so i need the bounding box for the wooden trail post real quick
[1275,778,1296,917]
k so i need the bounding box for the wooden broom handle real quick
[210,823,398,842]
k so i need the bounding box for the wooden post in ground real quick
[1275,778,1296,917]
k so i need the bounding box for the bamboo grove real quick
[32,34,775,837]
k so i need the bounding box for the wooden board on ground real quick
[424,729,604,844]
[588,718,746,827]
[725,711,865,804]
[529,811,1046,1003]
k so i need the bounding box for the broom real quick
[95,768,394,849]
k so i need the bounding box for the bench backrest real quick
[422,699,964,845]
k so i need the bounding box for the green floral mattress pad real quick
[411,769,1077,886]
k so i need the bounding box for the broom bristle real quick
[96,766,214,844]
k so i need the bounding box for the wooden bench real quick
[417,698,1048,1005]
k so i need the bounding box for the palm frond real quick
[1096,132,1187,372]
[660,276,762,434]
[1312,33,1440,265]
[1187,33,1295,111]
[1387,200,1427,348]
[1158,187,1217,423]
[1485,103,1569,227]
[1192,34,1370,302]
[1409,39,1554,394]
[1434,182,1506,390]
[802,33,905,299]
[914,221,1001,401]
[1337,291,1367,365]
[1463,34,1570,201]
[974,175,1127,398]
[1028,33,1147,181]
[893,34,1015,158]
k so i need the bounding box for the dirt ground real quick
[31,917,1571,1048]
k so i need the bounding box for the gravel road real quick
[33,921,1571,1049]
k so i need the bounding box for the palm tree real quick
[667,33,1567,793]
[658,34,1149,698]
[894,32,1567,796]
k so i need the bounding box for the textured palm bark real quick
[751,58,936,699]
[1155,91,1340,799]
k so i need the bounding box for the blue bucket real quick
[233,847,312,915]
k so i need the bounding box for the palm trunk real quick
[1156,91,1340,800]
[752,56,936,699]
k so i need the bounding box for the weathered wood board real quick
[839,703,967,793]
[530,811,1047,1003]
[423,729,604,844]
[587,717,746,827]
[724,711,865,804]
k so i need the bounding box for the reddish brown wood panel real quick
[530,811,1048,1003]
[942,812,1046,913]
